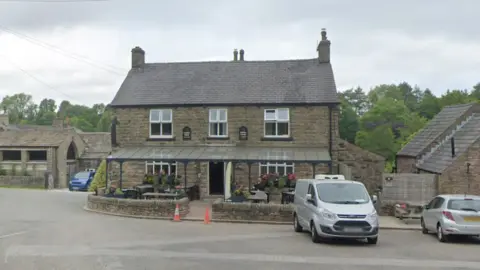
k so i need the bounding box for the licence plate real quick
[463,216,480,222]
[344,227,363,233]
[72,187,79,190]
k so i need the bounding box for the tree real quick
[417,89,441,119]
[88,159,107,192]
[338,99,359,143]
[340,87,369,115]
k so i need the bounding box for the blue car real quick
[69,170,95,191]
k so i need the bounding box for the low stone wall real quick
[212,200,294,223]
[86,194,190,218]
[0,176,45,188]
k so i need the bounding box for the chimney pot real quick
[131,46,145,68]
[317,28,331,63]
[233,49,238,61]
[239,49,245,61]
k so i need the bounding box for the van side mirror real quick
[424,204,430,210]
[371,195,377,203]
[306,194,313,203]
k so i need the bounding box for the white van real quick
[293,178,379,244]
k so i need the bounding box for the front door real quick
[209,162,225,195]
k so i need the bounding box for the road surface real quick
[0,188,478,270]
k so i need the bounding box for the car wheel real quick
[437,223,448,243]
[310,222,322,243]
[421,218,428,234]
[293,214,303,233]
[367,237,378,245]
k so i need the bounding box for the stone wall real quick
[86,194,190,218]
[212,200,294,223]
[336,139,385,194]
[396,156,418,173]
[0,175,45,188]
[438,139,480,195]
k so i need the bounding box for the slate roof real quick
[397,103,476,157]
[417,113,480,173]
[79,132,111,159]
[0,129,72,147]
[109,59,338,107]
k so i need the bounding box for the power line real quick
[0,25,127,76]
[0,54,78,101]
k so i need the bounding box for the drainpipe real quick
[328,105,333,173]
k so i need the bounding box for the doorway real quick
[209,162,225,195]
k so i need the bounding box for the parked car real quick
[69,170,96,191]
[421,194,480,242]
[293,177,379,244]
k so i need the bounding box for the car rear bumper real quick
[443,223,480,236]
[69,184,89,191]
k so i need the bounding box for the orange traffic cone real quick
[204,207,211,224]
[173,204,181,222]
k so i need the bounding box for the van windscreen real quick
[316,183,370,204]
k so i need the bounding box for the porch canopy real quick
[108,146,331,163]
[106,146,331,190]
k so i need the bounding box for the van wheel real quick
[293,214,303,233]
[310,222,322,243]
[367,237,378,245]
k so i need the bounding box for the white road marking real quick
[0,231,27,239]
[6,248,480,268]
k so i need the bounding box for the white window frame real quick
[259,162,295,176]
[208,108,228,137]
[149,109,173,138]
[264,108,290,137]
[145,161,178,175]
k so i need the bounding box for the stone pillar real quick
[21,150,28,172]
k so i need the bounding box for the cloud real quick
[0,0,479,107]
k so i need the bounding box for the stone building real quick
[396,103,480,195]
[107,29,385,197]
[0,114,111,188]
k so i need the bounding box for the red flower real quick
[288,173,296,181]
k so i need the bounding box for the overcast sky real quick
[0,0,479,107]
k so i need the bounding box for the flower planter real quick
[229,196,247,203]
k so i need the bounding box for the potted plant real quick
[143,174,154,185]
[230,187,250,202]
[287,173,297,188]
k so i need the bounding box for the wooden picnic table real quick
[142,192,182,200]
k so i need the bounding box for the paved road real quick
[0,189,479,270]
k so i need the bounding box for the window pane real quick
[162,110,172,122]
[286,165,294,174]
[268,166,276,174]
[264,110,276,120]
[277,123,289,136]
[161,123,172,136]
[219,109,227,121]
[150,110,160,122]
[277,166,285,176]
[260,165,268,175]
[277,109,289,120]
[210,123,219,136]
[218,123,227,136]
[154,165,162,174]
[265,122,276,136]
[209,109,218,122]
[150,123,161,136]
[146,164,154,174]
[171,164,177,175]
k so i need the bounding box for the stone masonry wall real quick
[86,195,190,218]
[0,176,45,188]
[396,156,418,173]
[113,106,333,148]
[212,200,294,223]
[438,139,480,195]
[336,139,385,194]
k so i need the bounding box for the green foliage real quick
[0,94,111,132]
[88,159,106,192]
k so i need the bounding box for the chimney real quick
[131,46,145,68]
[239,49,245,61]
[233,49,238,61]
[52,118,65,129]
[451,137,456,157]
[317,28,331,63]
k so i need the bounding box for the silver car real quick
[421,194,480,242]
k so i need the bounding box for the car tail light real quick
[442,211,455,221]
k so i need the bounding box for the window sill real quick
[207,136,230,140]
[261,136,293,141]
[146,136,176,142]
